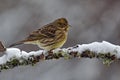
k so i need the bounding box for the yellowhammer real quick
[9,18,70,51]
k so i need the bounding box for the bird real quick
[9,18,70,51]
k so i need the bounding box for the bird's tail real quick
[9,40,26,47]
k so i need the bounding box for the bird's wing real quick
[26,23,57,41]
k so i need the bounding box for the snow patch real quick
[71,41,120,58]
[0,41,120,65]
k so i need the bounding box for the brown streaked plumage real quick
[9,18,70,51]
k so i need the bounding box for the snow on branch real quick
[0,41,120,71]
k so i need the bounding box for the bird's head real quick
[54,18,70,32]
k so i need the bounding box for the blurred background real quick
[0,0,120,80]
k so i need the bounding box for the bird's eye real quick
[57,22,66,28]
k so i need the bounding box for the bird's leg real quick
[48,50,54,55]
[46,50,54,59]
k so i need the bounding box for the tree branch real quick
[0,41,120,71]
